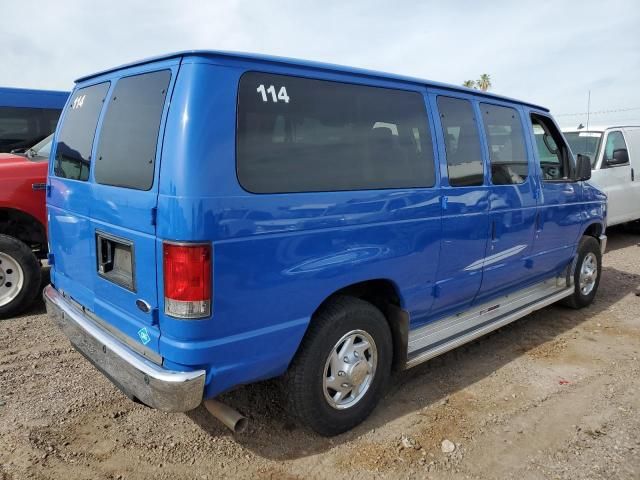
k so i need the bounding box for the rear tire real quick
[0,235,41,319]
[284,296,392,436]
[562,235,601,309]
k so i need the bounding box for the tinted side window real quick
[95,70,171,190]
[237,72,435,193]
[436,96,484,187]
[603,131,628,164]
[0,107,61,153]
[530,114,571,181]
[55,83,110,181]
[480,104,528,185]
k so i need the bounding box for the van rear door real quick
[48,60,179,354]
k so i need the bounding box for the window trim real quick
[235,70,438,194]
[52,81,111,183]
[434,94,486,188]
[93,69,172,191]
[479,101,531,187]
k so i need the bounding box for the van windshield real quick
[564,132,602,166]
[26,133,53,161]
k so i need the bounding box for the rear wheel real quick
[562,235,602,309]
[0,235,41,319]
[284,296,392,436]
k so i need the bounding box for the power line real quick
[555,106,640,117]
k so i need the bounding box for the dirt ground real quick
[1,228,639,480]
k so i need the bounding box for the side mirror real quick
[575,154,592,181]
[607,148,629,166]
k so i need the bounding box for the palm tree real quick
[477,74,492,92]
[462,80,476,89]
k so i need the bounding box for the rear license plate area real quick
[96,231,135,291]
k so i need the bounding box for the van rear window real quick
[94,70,171,190]
[55,83,110,181]
[237,72,435,193]
[0,107,60,153]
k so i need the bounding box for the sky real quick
[2,0,639,127]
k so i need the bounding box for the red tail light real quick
[163,242,211,319]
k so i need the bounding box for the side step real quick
[406,277,574,368]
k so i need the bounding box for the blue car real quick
[44,51,606,436]
[0,87,68,153]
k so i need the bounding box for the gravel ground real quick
[1,227,639,480]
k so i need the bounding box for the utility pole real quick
[586,90,591,131]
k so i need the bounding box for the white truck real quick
[564,125,640,226]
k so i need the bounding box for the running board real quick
[406,277,574,368]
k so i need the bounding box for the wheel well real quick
[315,279,409,370]
[583,222,603,240]
[0,208,47,258]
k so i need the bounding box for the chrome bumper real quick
[44,285,205,412]
[599,234,607,255]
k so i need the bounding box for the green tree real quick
[462,75,493,91]
[477,74,492,91]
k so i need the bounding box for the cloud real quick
[2,0,639,125]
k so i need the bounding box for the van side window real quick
[603,131,628,165]
[237,72,435,193]
[530,114,571,181]
[54,83,110,181]
[0,107,60,152]
[95,70,171,190]
[436,96,484,187]
[480,104,528,185]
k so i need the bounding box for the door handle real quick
[632,168,635,181]
[97,237,114,274]
[490,220,496,241]
[562,185,575,194]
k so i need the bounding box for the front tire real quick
[0,234,41,319]
[563,235,602,309]
[284,296,392,436]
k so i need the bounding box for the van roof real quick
[0,86,69,109]
[76,50,550,112]
[563,125,640,133]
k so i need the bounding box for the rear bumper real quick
[43,285,205,412]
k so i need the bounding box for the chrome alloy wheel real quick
[579,252,598,296]
[323,329,377,410]
[0,252,25,307]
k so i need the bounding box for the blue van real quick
[44,51,606,436]
[0,87,68,153]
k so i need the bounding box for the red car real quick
[0,135,50,317]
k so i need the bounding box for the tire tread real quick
[284,295,392,436]
[562,235,601,309]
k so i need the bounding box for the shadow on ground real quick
[188,228,640,460]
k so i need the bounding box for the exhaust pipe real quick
[203,399,248,433]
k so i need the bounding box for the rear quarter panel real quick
[157,58,442,396]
